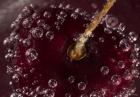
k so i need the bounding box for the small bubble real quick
[111,75,121,86]
[100,66,109,75]
[128,31,138,43]
[105,15,119,29]
[131,68,139,78]
[123,69,133,80]
[22,17,33,28]
[11,21,20,29]
[68,76,75,84]
[117,61,125,69]
[134,44,140,52]
[132,60,140,68]
[117,23,126,32]
[6,66,14,75]
[21,5,34,17]
[5,53,14,62]
[44,11,52,19]
[119,39,131,52]
[3,37,10,46]
[99,37,105,43]
[37,19,45,27]
[30,27,44,38]
[104,28,112,34]
[10,92,23,97]
[32,12,40,20]
[22,38,31,47]
[25,48,38,62]
[75,8,80,13]
[111,36,117,41]
[91,3,98,9]
[60,11,67,18]
[46,31,54,40]
[65,93,72,97]
[43,24,51,30]
[48,79,58,88]
[71,13,78,19]
[90,91,101,97]
[58,3,64,8]
[65,4,71,9]
[78,82,87,91]
[12,74,19,83]
[80,94,88,97]
[43,89,55,97]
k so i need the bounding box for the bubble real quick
[105,15,119,29]
[100,66,109,75]
[5,53,14,62]
[68,75,75,84]
[32,12,40,20]
[37,19,46,27]
[43,24,51,30]
[104,28,112,34]
[30,27,44,38]
[119,39,131,52]
[111,75,121,86]
[3,37,10,46]
[10,92,23,97]
[132,60,140,68]
[123,69,133,80]
[11,21,20,29]
[12,74,19,83]
[22,17,33,28]
[78,82,87,91]
[44,11,52,19]
[128,31,138,43]
[60,11,67,18]
[91,3,98,9]
[22,38,31,47]
[65,4,71,9]
[71,13,78,19]
[6,66,14,75]
[25,48,38,62]
[43,89,55,97]
[117,23,126,32]
[99,37,105,43]
[45,31,54,40]
[15,66,23,75]
[48,79,58,88]
[65,93,72,97]
[131,68,140,78]
[21,5,34,18]
[3,35,18,48]
[56,17,65,25]
[134,44,140,52]
[90,91,102,97]
[80,94,88,97]
[58,3,64,8]
[56,12,66,25]
[117,61,125,69]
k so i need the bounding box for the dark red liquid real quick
[4,4,140,97]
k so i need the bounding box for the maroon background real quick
[0,0,139,97]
